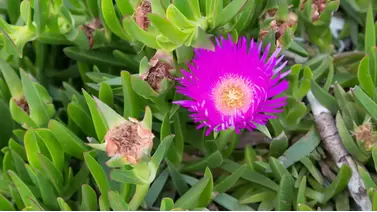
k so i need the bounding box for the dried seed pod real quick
[141,50,175,91]
[105,118,154,165]
[135,0,152,30]
[353,122,377,151]
[82,18,103,49]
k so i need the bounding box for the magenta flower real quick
[174,36,290,135]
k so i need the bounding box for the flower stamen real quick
[212,75,253,116]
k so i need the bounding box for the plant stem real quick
[128,183,150,210]
[307,90,372,210]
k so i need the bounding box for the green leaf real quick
[94,96,125,129]
[214,164,247,193]
[84,152,110,206]
[0,59,23,98]
[148,14,189,44]
[300,157,324,185]
[115,0,133,15]
[83,90,108,142]
[86,0,99,17]
[38,154,63,194]
[101,0,131,40]
[160,198,174,211]
[57,197,72,211]
[110,168,149,185]
[80,185,98,211]
[99,82,114,108]
[279,129,320,168]
[353,86,377,121]
[239,191,276,204]
[215,0,247,27]
[11,150,32,185]
[298,204,313,211]
[0,99,14,148]
[108,190,129,211]
[336,112,369,163]
[166,4,196,29]
[166,160,189,196]
[310,80,338,114]
[48,120,89,159]
[187,0,201,19]
[0,192,15,211]
[63,47,129,67]
[33,168,59,209]
[99,195,110,211]
[357,56,375,98]
[122,17,160,49]
[21,70,55,127]
[358,165,377,190]
[150,134,175,170]
[182,150,223,172]
[33,0,49,36]
[221,159,279,191]
[145,168,169,207]
[121,71,141,119]
[67,102,97,138]
[8,170,43,211]
[175,175,210,209]
[334,83,358,130]
[297,176,306,205]
[323,164,352,203]
[24,129,43,171]
[63,163,90,199]
[269,132,288,158]
[197,168,213,207]
[365,4,376,53]
[270,157,291,182]
[34,129,64,172]
[276,174,293,210]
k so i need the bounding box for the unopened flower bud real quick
[105,118,154,165]
[353,122,377,151]
[135,0,152,30]
[140,50,175,91]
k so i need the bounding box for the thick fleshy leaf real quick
[48,120,88,159]
[84,152,110,206]
[108,190,130,211]
[8,170,43,211]
[80,185,98,211]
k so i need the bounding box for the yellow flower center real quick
[212,75,253,116]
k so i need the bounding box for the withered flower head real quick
[105,118,154,165]
[353,122,377,151]
[135,0,152,30]
[82,18,103,49]
[141,50,175,91]
[14,96,29,115]
[259,9,298,47]
[301,0,327,22]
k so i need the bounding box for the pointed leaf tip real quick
[141,106,152,130]
[93,95,125,129]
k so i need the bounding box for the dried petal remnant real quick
[15,96,29,115]
[259,9,297,47]
[301,0,327,21]
[105,120,154,164]
[354,122,377,151]
[135,0,152,30]
[141,50,175,91]
[82,18,103,48]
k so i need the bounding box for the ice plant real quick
[88,96,155,166]
[174,36,290,135]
